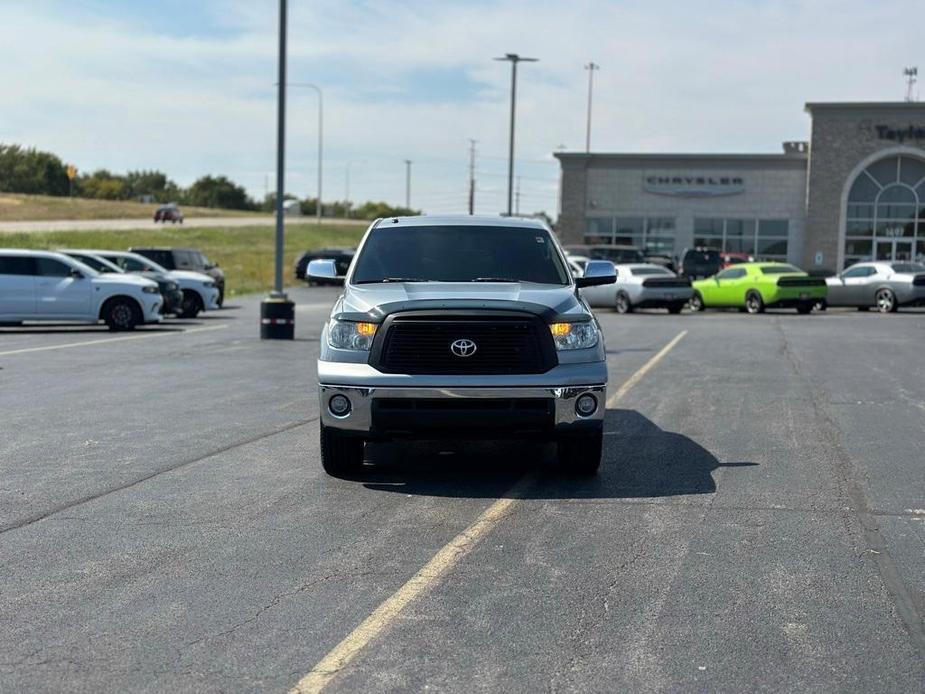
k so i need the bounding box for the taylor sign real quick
[644,174,745,197]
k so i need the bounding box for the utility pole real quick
[404,159,412,209]
[584,61,599,152]
[494,53,538,216]
[467,139,477,215]
[515,176,522,216]
[904,66,918,102]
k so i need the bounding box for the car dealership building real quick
[555,102,925,271]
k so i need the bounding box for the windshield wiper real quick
[354,277,432,284]
[470,277,520,283]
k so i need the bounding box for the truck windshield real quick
[351,225,570,285]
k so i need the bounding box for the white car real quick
[579,262,693,314]
[69,249,220,318]
[0,249,162,330]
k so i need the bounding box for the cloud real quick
[0,0,921,215]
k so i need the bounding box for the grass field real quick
[0,193,260,222]
[0,223,366,297]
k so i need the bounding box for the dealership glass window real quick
[692,218,787,260]
[585,217,613,244]
[583,215,676,254]
[724,219,757,254]
[844,154,925,267]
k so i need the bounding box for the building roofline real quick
[553,152,807,163]
[804,101,925,112]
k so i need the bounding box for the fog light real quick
[576,394,597,417]
[329,394,351,417]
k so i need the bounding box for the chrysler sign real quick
[644,174,745,197]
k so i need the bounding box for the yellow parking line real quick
[0,324,229,357]
[290,329,689,694]
[606,330,687,408]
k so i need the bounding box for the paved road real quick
[0,216,366,233]
[1,293,923,692]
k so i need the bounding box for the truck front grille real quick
[371,314,557,375]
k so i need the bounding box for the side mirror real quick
[69,268,84,279]
[307,258,343,285]
[575,260,616,288]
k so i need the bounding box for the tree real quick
[77,169,128,200]
[351,201,420,220]
[0,144,69,196]
[185,175,256,210]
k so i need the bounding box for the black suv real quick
[679,248,722,279]
[130,247,226,305]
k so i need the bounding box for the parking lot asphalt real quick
[1,290,924,692]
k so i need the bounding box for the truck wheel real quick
[556,430,602,475]
[745,291,765,314]
[179,290,203,318]
[615,292,633,314]
[103,297,140,331]
[320,423,365,477]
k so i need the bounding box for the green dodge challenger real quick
[690,262,827,314]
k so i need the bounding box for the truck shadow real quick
[359,409,756,499]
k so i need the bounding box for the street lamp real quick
[404,159,412,209]
[260,0,295,340]
[584,62,599,152]
[289,82,324,224]
[344,160,365,217]
[494,53,538,216]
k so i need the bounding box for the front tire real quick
[875,288,897,313]
[689,291,705,312]
[556,430,603,475]
[103,297,140,331]
[615,292,633,314]
[179,290,203,318]
[745,291,765,314]
[320,423,365,477]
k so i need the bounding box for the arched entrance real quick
[843,153,925,268]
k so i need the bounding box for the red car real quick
[153,203,184,224]
[720,252,754,268]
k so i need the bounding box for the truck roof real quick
[374,215,549,229]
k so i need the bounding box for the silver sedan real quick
[825,261,925,312]
[580,263,693,314]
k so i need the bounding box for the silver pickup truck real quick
[308,216,616,477]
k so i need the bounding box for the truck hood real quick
[338,282,587,321]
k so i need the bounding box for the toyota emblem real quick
[450,338,477,358]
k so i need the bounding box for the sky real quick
[0,0,922,217]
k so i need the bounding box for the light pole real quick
[404,159,412,209]
[344,160,365,217]
[261,0,294,340]
[289,82,323,223]
[494,53,538,216]
[584,61,599,152]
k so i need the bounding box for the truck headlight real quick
[142,286,160,294]
[549,321,599,350]
[328,320,378,350]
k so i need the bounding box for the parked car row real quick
[0,246,223,331]
[568,254,925,315]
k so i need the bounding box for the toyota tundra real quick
[309,216,616,477]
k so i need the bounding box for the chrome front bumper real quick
[318,384,607,433]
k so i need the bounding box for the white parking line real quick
[0,324,229,357]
